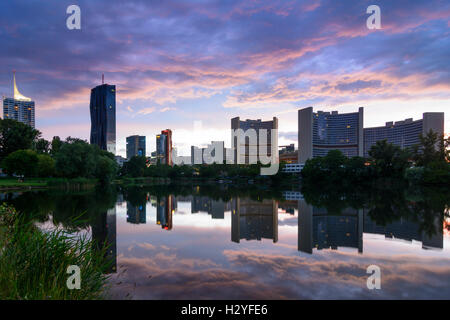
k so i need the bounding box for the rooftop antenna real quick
[102,73,104,85]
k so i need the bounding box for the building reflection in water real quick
[126,201,146,224]
[190,196,230,219]
[297,199,443,254]
[298,200,363,254]
[278,200,296,215]
[156,195,176,230]
[119,191,443,252]
[231,198,278,243]
[91,207,117,273]
[364,213,443,250]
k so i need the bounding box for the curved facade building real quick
[298,107,364,162]
[363,113,444,156]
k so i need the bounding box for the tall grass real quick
[0,204,112,300]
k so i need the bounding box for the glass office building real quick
[90,83,116,155]
[126,135,146,159]
[363,113,444,156]
[298,107,364,162]
[3,72,35,128]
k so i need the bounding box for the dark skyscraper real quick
[90,83,116,155]
[126,135,146,159]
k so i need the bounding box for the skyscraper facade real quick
[89,83,116,155]
[298,107,364,162]
[231,117,278,164]
[3,72,35,128]
[363,112,444,156]
[126,135,146,159]
[156,129,173,165]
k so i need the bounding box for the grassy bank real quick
[0,177,49,188]
[0,204,112,300]
[0,177,98,191]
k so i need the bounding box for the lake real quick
[1,184,449,299]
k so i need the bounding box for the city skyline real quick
[1,71,446,161]
[0,1,449,157]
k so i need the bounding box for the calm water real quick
[2,184,449,299]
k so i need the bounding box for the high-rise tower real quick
[156,129,173,165]
[89,82,116,154]
[3,72,35,128]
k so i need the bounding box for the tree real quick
[413,130,446,167]
[301,150,347,184]
[54,139,97,178]
[35,138,51,154]
[51,136,63,156]
[53,138,117,182]
[95,155,117,184]
[37,154,55,177]
[0,119,41,161]
[2,149,38,178]
[121,156,146,177]
[368,140,410,177]
[345,156,370,182]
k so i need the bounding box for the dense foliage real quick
[119,158,288,185]
[0,120,117,183]
[301,130,449,186]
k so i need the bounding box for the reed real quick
[0,204,112,300]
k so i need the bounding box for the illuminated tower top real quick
[13,71,32,102]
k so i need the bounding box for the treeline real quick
[0,119,117,183]
[301,130,450,187]
[119,157,289,184]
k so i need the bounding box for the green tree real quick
[413,130,446,167]
[51,136,63,156]
[95,155,117,184]
[301,150,348,184]
[54,139,97,178]
[121,156,146,177]
[36,154,55,177]
[368,140,410,177]
[0,119,41,161]
[2,149,38,178]
[34,138,51,154]
[345,156,370,182]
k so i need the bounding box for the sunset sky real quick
[1,0,449,157]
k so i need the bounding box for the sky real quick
[0,0,449,157]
